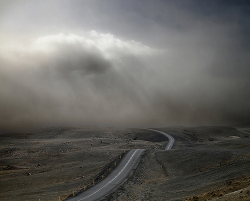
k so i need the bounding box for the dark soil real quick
[125,128,168,142]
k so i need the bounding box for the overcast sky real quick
[1,0,250,131]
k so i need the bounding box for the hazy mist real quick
[1,0,250,131]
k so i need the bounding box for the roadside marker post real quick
[120,155,121,159]
[84,186,86,190]
[73,192,74,197]
[115,162,116,166]
[102,175,104,179]
[93,180,95,185]
[109,168,111,172]
[59,196,60,201]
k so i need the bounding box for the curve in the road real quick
[148,129,175,150]
[67,129,174,201]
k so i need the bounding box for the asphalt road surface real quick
[67,149,145,201]
[67,129,174,201]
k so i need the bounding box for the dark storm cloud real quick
[41,45,111,77]
[1,0,250,131]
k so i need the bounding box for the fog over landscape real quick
[1,0,250,131]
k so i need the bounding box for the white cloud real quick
[32,31,161,59]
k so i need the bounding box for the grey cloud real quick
[41,45,111,78]
[1,1,250,132]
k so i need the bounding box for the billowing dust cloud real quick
[1,28,250,132]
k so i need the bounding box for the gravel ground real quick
[1,125,250,201]
[0,127,167,201]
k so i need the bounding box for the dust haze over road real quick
[1,0,250,132]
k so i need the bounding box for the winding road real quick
[67,129,175,201]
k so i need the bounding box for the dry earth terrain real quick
[1,125,250,201]
[0,127,167,201]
